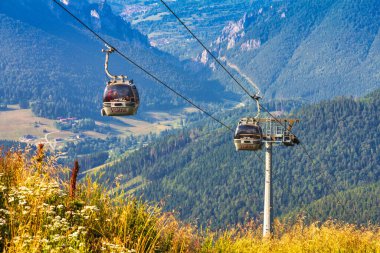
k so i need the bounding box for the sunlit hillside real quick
[0,147,379,252]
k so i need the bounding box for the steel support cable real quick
[52,0,265,164]
[52,1,347,220]
[159,0,350,219]
[159,0,315,161]
[52,0,232,132]
[159,0,254,98]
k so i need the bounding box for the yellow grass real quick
[0,147,379,252]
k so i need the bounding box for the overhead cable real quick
[52,0,233,132]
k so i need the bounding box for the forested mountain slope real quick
[290,182,380,225]
[0,0,230,119]
[201,0,380,101]
[96,89,380,228]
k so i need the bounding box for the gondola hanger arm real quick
[102,45,127,81]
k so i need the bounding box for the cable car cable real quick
[52,0,266,164]
[159,0,254,98]
[53,0,341,217]
[159,0,316,164]
[52,0,233,132]
[160,1,346,213]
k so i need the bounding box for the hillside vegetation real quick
[97,89,380,228]
[290,182,380,225]
[0,147,379,252]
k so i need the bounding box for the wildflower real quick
[40,238,49,243]
[82,205,99,212]
[69,231,79,238]
[19,186,30,191]
[0,218,6,226]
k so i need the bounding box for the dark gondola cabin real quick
[234,118,263,151]
[101,46,140,117]
[101,80,139,116]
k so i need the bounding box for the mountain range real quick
[200,0,380,101]
[106,0,380,102]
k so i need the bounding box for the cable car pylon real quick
[234,96,300,237]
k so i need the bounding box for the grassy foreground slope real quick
[0,147,379,252]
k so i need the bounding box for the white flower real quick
[69,231,79,238]
[0,218,6,226]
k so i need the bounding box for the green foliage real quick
[288,182,380,226]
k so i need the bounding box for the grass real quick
[0,146,379,252]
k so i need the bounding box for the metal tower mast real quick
[258,118,299,237]
[263,142,273,235]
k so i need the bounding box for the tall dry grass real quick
[201,219,380,253]
[0,147,198,252]
[0,146,379,252]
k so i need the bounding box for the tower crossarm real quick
[257,118,300,145]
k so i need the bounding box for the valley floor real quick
[0,105,196,151]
